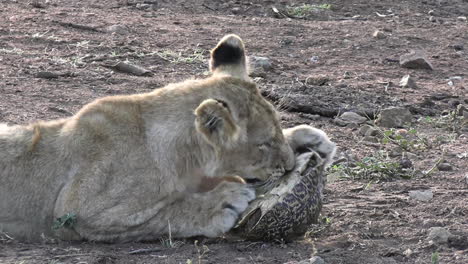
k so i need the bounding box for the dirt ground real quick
[1,0,467,263]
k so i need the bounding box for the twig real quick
[423,157,444,176]
[102,61,153,76]
[53,253,92,259]
[53,20,103,32]
[128,248,162,255]
[202,3,216,11]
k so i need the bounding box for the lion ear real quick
[194,99,240,148]
[209,34,248,79]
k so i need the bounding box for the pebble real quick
[404,152,418,160]
[389,146,403,157]
[372,30,386,39]
[399,158,413,168]
[428,227,453,244]
[453,44,464,51]
[305,75,329,86]
[363,135,379,143]
[403,248,413,257]
[400,50,433,70]
[310,56,319,63]
[338,112,367,124]
[437,162,453,171]
[358,125,372,136]
[250,56,272,71]
[457,16,467,22]
[136,3,151,9]
[409,189,433,201]
[105,24,129,35]
[231,7,241,14]
[399,74,417,88]
[377,107,413,128]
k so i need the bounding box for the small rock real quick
[449,99,461,108]
[372,30,386,39]
[249,56,272,71]
[403,248,413,257]
[437,162,453,171]
[448,235,468,250]
[35,71,60,79]
[453,44,464,51]
[428,10,435,15]
[400,158,413,168]
[400,50,434,70]
[457,16,467,22]
[395,129,408,136]
[389,146,403,157]
[305,75,329,86]
[231,7,241,14]
[363,135,379,143]
[310,56,319,63]
[136,3,151,9]
[358,125,372,136]
[404,152,418,160]
[105,24,129,35]
[365,127,382,137]
[338,112,367,124]
[409,189,433,201]
[429,16,437,22]
[377,107,413,128]
[428,227,453,244]
[333,119,348,127]
[399,74,417,88]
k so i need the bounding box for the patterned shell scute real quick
[233,151,326,240]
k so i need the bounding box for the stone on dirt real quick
[400,50,434,70]
[372,30,386,39]
[249,56,272,77]
[399,158,413,168]
[377,107,413,128]
[399,74,417,88]
[305,75,329,86]
[106,24,129,35]
[337,112,367,124]
[409,189,433,202]
[249,56,273,71]
[437,162,453,171]
[428,227,453,244]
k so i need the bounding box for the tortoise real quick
[232,150,327,241]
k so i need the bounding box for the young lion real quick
[0,34,335,242]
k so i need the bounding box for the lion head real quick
[193,35,295,183]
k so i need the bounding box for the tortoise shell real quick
[233,151,326,241]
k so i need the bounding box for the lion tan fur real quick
[0,35,335,243]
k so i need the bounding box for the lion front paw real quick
[283,125,337,166]
[203,182,255,237]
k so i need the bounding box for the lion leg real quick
[56,180,255,242]
[283,125,336,167]
[155,181,255,239]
